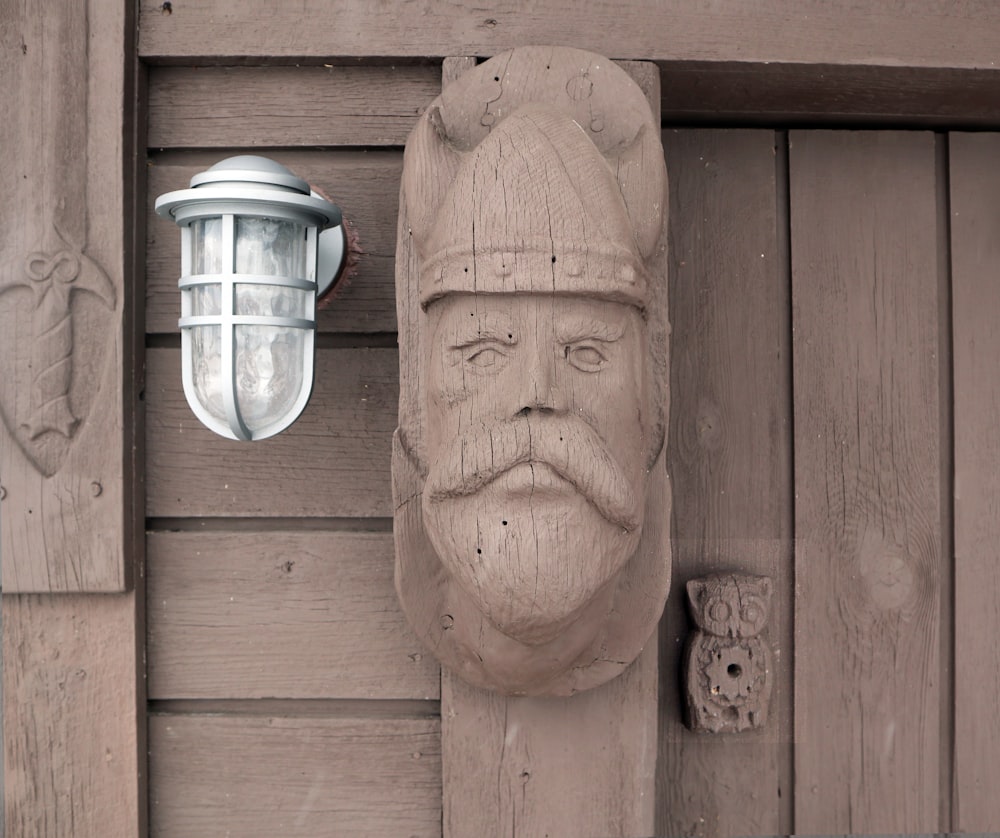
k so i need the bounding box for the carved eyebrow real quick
[555,315,627,344]
[447,322,518,349]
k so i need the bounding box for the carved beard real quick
[422,415,645,645]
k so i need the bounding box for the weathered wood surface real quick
[148,65,437,149]
[442,647,657,837]
[790,130,942,833]
[146,152,401,335]
[4,594,144,837]
[428,53,660,836]
[149,712,441,837]
[950,131,1000,832]
[0,0,135,592]
[138,0,1000,72]
[659,63,1000,128]
[145,347,397,518]
[147,531,439,699]
[146,63,1000,144]
[657,129,792,837]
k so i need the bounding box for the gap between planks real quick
[774,128,796,837]
[934,130,956,833]
[149,698,441,719]
[145,333,399,348]
[146,516,394,533]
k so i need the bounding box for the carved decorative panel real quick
[393,46,671,696]
[1,215,116,478]
[0,0,130,592]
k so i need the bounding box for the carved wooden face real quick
[421,292,650,644]
[686,574,773,638]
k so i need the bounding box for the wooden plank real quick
[950,131,1000,832]
[659,63,1000,129]
[147,531,439,699]
[656,129,792,836]
[147,62,1000,145]
[146,151,401,334]
[148,65,439,148]
[4,594,144,837]
[0,0,137,591]
[138,0,1000,73]
[145,347,397,518]
[443,648,657,837]
[149,713,441,837]
[790,130,942,833]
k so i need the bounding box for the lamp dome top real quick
[190,155,311,194]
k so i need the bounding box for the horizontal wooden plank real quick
[148,65,439,148]
[149,713,441,837]
[146,151,401,334]
[660,62,1000,128]
[141,57,1000,134]
[145,347,397,518]
[139,1,1000,72]
[147,531,439,699]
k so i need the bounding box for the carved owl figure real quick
[683,572,773,733]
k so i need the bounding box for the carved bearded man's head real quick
[393,49,670,696]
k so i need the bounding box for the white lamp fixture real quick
[155,156,346,440]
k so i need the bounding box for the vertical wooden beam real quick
[0,0,133,592]
[4,595,144,837]
[0,0,145,834]
[790,131,942,833]
[656,128,793,836]
[950,131,1000,832]
[439,58,661,838]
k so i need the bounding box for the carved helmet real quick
[409,104,654,309]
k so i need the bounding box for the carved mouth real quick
[495,461,578,499]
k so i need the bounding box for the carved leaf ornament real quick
[0,219,116,477]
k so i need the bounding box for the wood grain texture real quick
[657,129,792,837]
[4,594,144,837]
[147,531,439,699]
[149,713,441,837]
[950,131,1000,831]
[0,0,135,592]
[148,65,439,148]
[659,63,1000,129]
[137,0,1000,71]
[146,152,401,334]
[431,53,661,836]
[790,130,942,833]
[442,646,657,837]
[145,347,397,518]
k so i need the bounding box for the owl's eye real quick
[741,602,762,625]
[707,599,731,624]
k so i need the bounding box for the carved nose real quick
[516,352,563,416]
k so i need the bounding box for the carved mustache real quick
[424,415,641,531]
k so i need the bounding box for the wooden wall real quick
[142,51,998,838]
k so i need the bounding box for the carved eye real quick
[465,346,506,369]
[740,601,763,626]
[707,599,731,624]
[564,342,607,372]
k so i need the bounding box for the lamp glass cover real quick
[185,214,316,439]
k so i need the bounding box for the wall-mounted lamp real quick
[155,156,346,440]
